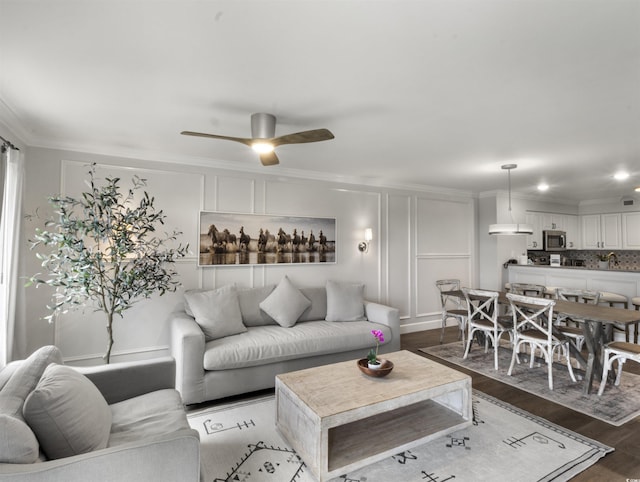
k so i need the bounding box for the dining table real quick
[445,289,640,394]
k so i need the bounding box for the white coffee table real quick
[275,350,472,481]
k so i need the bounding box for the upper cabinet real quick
[564,215,579,249]
[525,212,579,249]
[541,213,565,231]
[622,212,640,249]
[581,213,622,250]
[525,213,542,249]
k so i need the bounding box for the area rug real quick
[420,341,640,426]
[187,390,612,482]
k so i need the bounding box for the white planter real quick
[368,361,381,369]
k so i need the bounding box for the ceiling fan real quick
[181,113,334,166]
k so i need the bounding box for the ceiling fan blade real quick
[271,129,334,147]
[180,131,254,148]
[259,151,279,166]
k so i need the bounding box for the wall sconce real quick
[358,228,373,253]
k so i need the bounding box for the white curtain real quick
[0,146,24,367]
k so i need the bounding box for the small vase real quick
[368,361,381,369]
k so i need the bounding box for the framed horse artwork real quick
[198,211,337,266]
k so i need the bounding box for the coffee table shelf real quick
[276,350,472,481]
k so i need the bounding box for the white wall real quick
[17,147,477,363]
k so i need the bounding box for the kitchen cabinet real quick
[525,212,579,250]
[581,213,621,250]
[622,212,640,249]
[564,215,579,249]
[525,212,542,249]
[541,213,565,231]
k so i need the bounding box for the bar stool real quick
[599,291,629,309]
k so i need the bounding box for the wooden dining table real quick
[445,289,640,394]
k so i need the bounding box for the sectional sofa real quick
[171,277,401,405]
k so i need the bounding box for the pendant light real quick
[488,164,533,235]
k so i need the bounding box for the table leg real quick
[581,321,604,394]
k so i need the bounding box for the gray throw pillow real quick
[238,285,277,326]
[0,345,63,464]
[23,364,112,460]
[184,285,247,340]
[0,415,39,464]
[259,276,311,328]
[325,280,366,321]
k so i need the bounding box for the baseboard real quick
[400,319,441,334]
[63,345,169,366]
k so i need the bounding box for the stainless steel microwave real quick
[543,230,566,251]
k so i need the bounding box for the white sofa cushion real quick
[184,285,247,341]
[108,389,190,447]
[259,276,311,328]
[325,280,366,321]
[0,415,40,464]
[202,321,391,370]
[23,364,112,460]
[0,345,62,464]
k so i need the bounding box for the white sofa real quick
[171,279,401,405]
[0,346,199,481]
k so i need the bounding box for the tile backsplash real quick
[528,250,640,271]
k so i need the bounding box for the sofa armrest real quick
[0,429,200,482]
[75,357,176,405]
[365,301,401,352]
[170,312,206,405]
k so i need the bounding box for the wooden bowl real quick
[357,358,394,378]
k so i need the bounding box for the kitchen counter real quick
[507,265,640,304]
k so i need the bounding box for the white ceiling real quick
[1,0,639,203]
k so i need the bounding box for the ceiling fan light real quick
[251,141,275,154]
[488,223,534,235]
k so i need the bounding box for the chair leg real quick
[615,358,626,386]
[598,349,611,396]
[564,345,576,383]
[439,313,446,344]
[508,341,522,376]
[462,329,475,360]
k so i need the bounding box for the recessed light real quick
[614,171,630,181]
[537,183,549,192]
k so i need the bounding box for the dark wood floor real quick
[404,327,640,482]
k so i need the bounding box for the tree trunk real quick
[105,313,114,364]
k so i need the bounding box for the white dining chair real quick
[554,288,600,352]
[598,341,640,395]
[462,288,513,370]
[435,279,468,344]
[507,293,577,390]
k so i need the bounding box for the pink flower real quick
[368,329,385,364]
[371,329,385,343]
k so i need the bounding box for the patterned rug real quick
[188,390,612,482]
[420,341,640,426]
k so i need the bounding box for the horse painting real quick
[239,226,251,251]
[207,224,228,252]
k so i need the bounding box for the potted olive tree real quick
[27,165,189,363]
